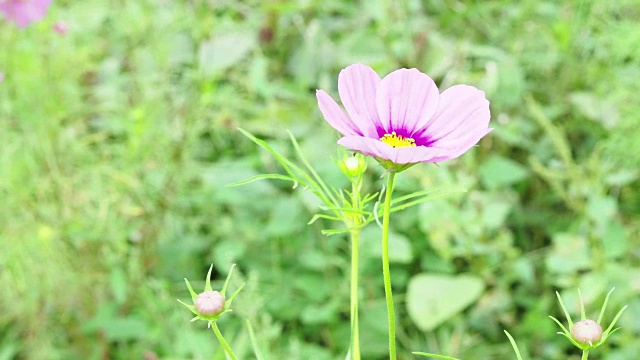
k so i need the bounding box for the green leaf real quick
[198,31,256,75]
[479,155,529,189]
[110,267,128,305]
[100,317,148,341]
[407,274,485,331]
[545,233,590,274]
[569,92,620,128]
[265,197,306,237]
[301,301,340,325]
[601,220,628,259]
[586,196,617,223]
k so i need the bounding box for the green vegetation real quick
[1,0,639,359]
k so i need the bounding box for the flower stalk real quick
[349,179,362,360]
[349,226,361,360]
[212,322,239,360]
[342,153,366,360]
[382,171,398,359]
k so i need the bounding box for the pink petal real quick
[316,90,361,136]
[338,64,381,138]
[376,68,440,135]
[0,0,53,28]
[421,85,491,158]
[337,136,442,165]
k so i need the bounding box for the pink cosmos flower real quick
[0,0,53,28]
[0,71,4,84]
[316,64,492,167]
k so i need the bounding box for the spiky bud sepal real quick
[549,288,627,351]
[178,264,245,327]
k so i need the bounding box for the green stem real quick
[582,350,589,360]
[212,322,238,360]
[349,181,362,360]
[382,171,397,360]
[350,228,361,360]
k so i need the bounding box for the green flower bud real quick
[571,319,603,346]
[194,290,225,316]
[339,154,366,178]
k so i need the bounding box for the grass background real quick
[1,0,639,359]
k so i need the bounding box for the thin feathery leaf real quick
[320,206,370,215]
[237,128,331,207]
[307,213,342,225]
[504,331,524,360]
[602,305,628,337]
[237,128,298,177]
[555,291,574,328]
[332,186,348,202]
[321,228,354,236]
[373,200,383,228]
[184,278,198,302]
[221,264,236,296]
[390,188,463,205]
[319,221,368,235]
[205,264,214,292]
[597,288,615,324]
[548,316,570,335]
[227,282,246,304]
[578,289,586,320]
[287,130,339,206]
[412,352,462,360]
[377,189,463,215]
[389,195,447,213]
[177,299,199,316]
[246,320,265,360]
[601,327,621,343]
[226,174,299,188]
[362,192,380,203]
[564,334,582,348]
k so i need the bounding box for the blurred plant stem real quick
[382,171,398,360]
[212,323,238,360]
[582,350,589,360]
[349,180,362,360]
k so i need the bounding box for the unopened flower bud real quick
[339,155,366,178]
[571,319,603,346]
[194,290,225,316]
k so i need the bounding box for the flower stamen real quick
[380,132,416,148]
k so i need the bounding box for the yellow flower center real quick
[380,132,416,148]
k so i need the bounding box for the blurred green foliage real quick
[1,0,639,359]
